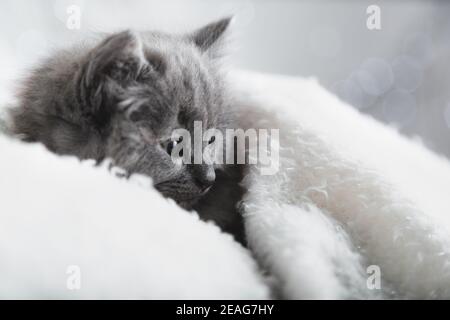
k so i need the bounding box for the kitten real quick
[9,18,246,244]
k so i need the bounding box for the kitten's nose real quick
[192,165,216,191]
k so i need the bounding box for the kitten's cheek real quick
[138,127,153,144]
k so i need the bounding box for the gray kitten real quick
[9,18,246,244]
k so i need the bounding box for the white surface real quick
[231,70,450,299]
[0,134,269,299]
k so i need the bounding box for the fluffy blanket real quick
[1,70,450,299]
[232,70,450,299]
[0,134,268,299]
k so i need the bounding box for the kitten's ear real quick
[189,17,232,54]
[79,31,145,89]
[76,31,161,127]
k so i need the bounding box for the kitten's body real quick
[9,19,246,244]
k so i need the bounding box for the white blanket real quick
[1,70,450,299]
[231,70,450,299]
[0,130,268,299]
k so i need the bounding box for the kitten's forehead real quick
[128,32,218,131]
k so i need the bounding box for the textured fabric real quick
[231,70,450,299]
[0,134,268,299]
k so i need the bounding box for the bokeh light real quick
[356,58,393,96]
[334,74,376,110]
[382,89,417,126]
[392,55,423,92]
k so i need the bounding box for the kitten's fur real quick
[9,18,246,244]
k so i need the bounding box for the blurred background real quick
[0,0,449,158]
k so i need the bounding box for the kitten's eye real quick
[208,136,215,144]
[165,137,183,156]
[166,140,177,156]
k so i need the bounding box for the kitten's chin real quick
[177,199,198,210]
[166,187,213,210]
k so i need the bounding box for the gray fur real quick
[0,114,8,136]
[9,18,246,244]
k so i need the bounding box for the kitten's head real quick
[84,19,233,207]
[14,18,233,208]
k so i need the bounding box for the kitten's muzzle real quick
[154,179,213,207]
[191,165,216,192]
[154,165,216,208]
